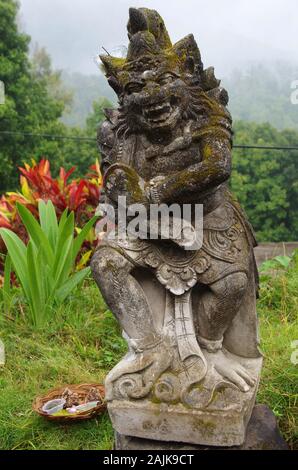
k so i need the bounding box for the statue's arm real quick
[150,136,232,203]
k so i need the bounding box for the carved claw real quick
[105,340,174,401]
[182,378,240,410]
[105,352,155,400]
[203,348,256,393]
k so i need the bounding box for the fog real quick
[19,0,297,76]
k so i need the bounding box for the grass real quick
[257,259,298,448]
[0,281,126,450]
[0,262,297,450]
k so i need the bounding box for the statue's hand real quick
[104,163,148,207]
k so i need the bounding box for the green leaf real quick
[274,255,291,269]
[259,259,278,272]
[0,228,30,300]
[26,241,42,326]
[52,212,75,279]
[3,254,11,296]
[260,255,292,272]
[58,209,68,234]
[55,267,91,303]
[38,200,49,235]
[16,203,54,265]
[52,235,74,289]
[73,216,97,260]
[3,254,12,313]
[38,200,58,250]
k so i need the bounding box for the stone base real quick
[108,356,262,447]
[115,405,289,450]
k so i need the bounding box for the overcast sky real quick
[19,0,297,76]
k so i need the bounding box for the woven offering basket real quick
[33,383,106,422]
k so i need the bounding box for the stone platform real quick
[114,405,289,450]
[109,355,263,447]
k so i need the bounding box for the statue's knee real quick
[212,272,248,300]
[91,247,129,284]
[230,272,248,298]
[91,248,108,277]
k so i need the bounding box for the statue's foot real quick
[203,348,256,392]
[106,337,173,400]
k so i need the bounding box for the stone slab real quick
[114,405,289,450]
[108,356,262,447]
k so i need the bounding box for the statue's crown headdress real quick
[99,8,207,95]
[99,7,228,107]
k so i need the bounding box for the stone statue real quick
[91,7,263,447]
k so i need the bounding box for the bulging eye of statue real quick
[126,82,144,95]
[158,73,175,86]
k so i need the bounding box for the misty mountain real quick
[61,71,116,127]
[223,61,298,130]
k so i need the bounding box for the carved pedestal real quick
[114,405,289,450]
[108,356,262,447]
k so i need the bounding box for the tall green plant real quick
[1,254,12,315]
[0,201,97,327]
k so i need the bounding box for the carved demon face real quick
[120,67,191,134]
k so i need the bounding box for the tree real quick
[58,97,112,178]
[85,97,111,136]
[0,0,112,191]
[31,44,73,113]
[231,121,298,241]
[0,0,66,191]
